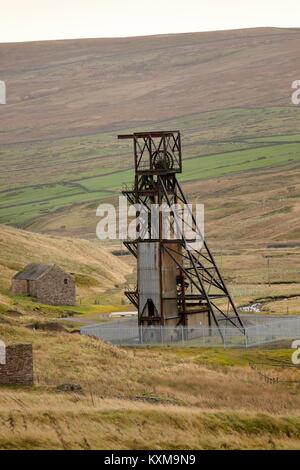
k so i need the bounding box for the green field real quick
[1,107,300,227]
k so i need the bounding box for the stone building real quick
[0,344,34,386]
[11,264,76,305]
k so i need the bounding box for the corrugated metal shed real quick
[138,242,161,316]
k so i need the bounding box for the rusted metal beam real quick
[119,130,245,338]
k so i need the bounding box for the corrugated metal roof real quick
[13,263,53,281]
[138,242,161,315]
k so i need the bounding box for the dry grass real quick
[1,27,300,450]
[1,396,300,450]
[1,323,300,449]
[0,224,132,313]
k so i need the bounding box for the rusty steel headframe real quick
[118,130,245,338]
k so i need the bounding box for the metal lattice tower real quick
[118,131,245,338]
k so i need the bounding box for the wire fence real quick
[81,317,300,348]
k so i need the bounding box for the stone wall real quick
[29,279,38,298]
[11,279,28,295]
[36,266,75,305]
[0,344,33,386]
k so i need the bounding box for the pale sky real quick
[1,0,299,43]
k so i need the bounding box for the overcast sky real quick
[1,0,299,43]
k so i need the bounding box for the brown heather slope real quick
[1,27,300,144]
[0,27,300,232]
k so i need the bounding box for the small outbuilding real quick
[11,264,75,306]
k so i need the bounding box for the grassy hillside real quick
[0,28,299,315]
[1,112,300,230]
[0,28,300,232]
[1,28,300,144]
[1,322,300,449]
[1,28,300,451]
[0,224,132,317]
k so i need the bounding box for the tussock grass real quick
[1,397,300,450]
[1,323,300,449]
[0,224,132,316]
